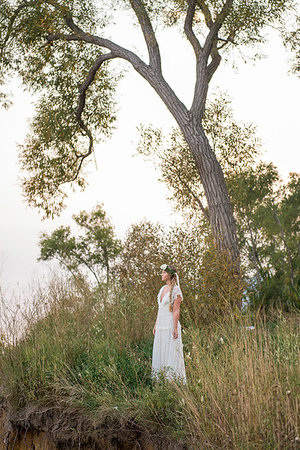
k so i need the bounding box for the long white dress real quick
[151,285,187,384]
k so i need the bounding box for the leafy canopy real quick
[39,203,122,284]
[0,0,297,217]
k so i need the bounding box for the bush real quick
[247,269,300,313]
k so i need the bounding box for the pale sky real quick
[0,15,299,299]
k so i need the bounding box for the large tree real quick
[0,0,296,275]
[136,93,300,308]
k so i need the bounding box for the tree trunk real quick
[141,71,241,297]
[103,245,110,283]
[246,217,263,287]
[180,121,240,273]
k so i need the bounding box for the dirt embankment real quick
[0,403,166,450]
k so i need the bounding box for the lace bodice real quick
[157,285,183,306]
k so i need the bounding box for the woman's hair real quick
[167,264,178,312]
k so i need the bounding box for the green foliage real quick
[1,0,118,217]
[18,52,117,217]
[146,0,295,43]
[114,217,245,326]
[136,92,300,313]
[218,0,295,48]
[278,172,300,236]
[281,15,300,76]
[39,203,122,283]
[136,92,264,220]
[113,219,167,301]
[202,92,262,176]
[0,0,297,219]
[227,161,280,211]
[248,270,300,313]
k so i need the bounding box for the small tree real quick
[39,203,122,285]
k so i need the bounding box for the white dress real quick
[151,285,187,384]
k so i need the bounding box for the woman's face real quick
[161,270,170,282]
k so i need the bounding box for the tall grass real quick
[0,273,299,448]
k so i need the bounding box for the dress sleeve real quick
[172,285,183,303]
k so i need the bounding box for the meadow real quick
[0,273,299,449]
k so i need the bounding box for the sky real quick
[0,12,299,301]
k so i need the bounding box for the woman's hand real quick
[172,328,178,339]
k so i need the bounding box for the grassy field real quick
[0,274,299,449]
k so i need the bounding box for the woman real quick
[151,263,187,384]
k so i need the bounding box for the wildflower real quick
[219,337,224,344]
[286,390,291,395]
[200,395,204,403]
[113,406,118,410]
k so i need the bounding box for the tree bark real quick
[179,121,240,275]
[246,229,262,287]
[137,71,240,279]
[103,245,110,283]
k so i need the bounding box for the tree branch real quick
[217,33,237,50]
[43,1,190,128]
[184,0,202,57]
[177,171,210,220]
[196,0,213,30]
[45,30,189,121]
[69,52,118,182]
[41,2,149,73]
[4,0,148,73]
[8,0,190,181]
[189,0,232,120]
[129,0,162,72]
[207,42,221,81]
[0,1,36,57]
[203,0,233,59]
[76,52,117,122]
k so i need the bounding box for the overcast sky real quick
[0,17,299,299]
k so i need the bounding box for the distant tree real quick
[1,0,297,280]
[39,203,122,284]
[260,173,300,282]
[113,219,166,295]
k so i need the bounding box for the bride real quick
[151,263,187,384]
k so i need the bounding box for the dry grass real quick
[0,273,299,448]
